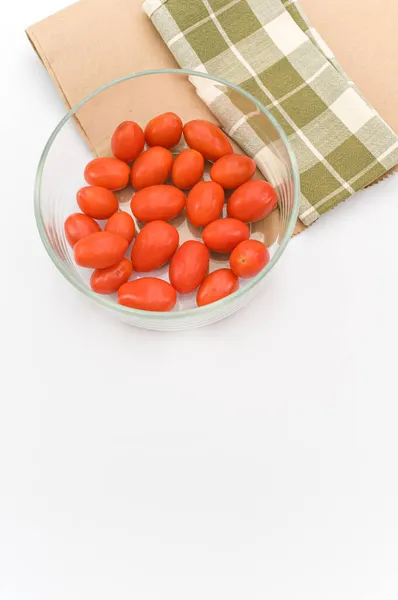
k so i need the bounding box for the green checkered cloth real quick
[143,0,398,226]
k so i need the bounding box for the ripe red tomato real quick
[196,269,239,307]
[172,149,205,190]
[186,181,224,227]
[131,185,186,222]
[74,231,128,269]
[145,112,183,149]
[84,157,130,191]
[105,211,136,244]
[230,240,270,278]
[90,258,133,294]
[131,147,173,190]
[210,154,256,189]
[227,180,278,223]
[118,278,177,312]
[111,121,145,163]
[64,213,101,247]
[183,120,233,162]
[77,186,119,220]
[169,241,209,294]
[131,221,179,272]
[202,218,250,253]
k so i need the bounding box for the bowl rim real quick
[34,68,300,321]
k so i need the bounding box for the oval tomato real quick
[210,154,256,189]
[74,231,128,269]
[131,221,179,272]
[145,112,183,149]
[183,120,233,162]
[131,147,173,190]
[64,213,101,247]
[202,218,250,253]
[196,269,239,307]
[105,211,136,244]
[131,185,186,222]
[90,258,133,294]
[186,181,224,227]
[230,240,270,278]
[227,180,278,223]
[84,157,130,191]
[118,278,177,312]
[169,241,209,294]
[172,149,205,190]
[111,121,145,163]
[77,186,119,220]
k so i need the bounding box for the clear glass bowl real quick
[35,69,300,330]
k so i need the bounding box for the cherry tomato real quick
[131,147,173,190]
[111,121,145,163]
[105,211,136,244]
[74,231,128,269]
[77,186,119,220]
[131,221,179,272]
[145,112,183,149]
[186,181,224,227]
[196,269,239,307]
[172,149,205,189]
[64,213,101,247]
[84,157,130,191]
[90,258,133,294]
[131,185,186,222]
[210,154,256,189]
[227,180,278,223]
[118,278,177,312]
[169,241,209,294]
[183,120,233,162]
[202,218,250,253]
[230,240,270,278]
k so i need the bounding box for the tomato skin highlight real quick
[169,241,210,294]
[131,185,186,222]
[131,221,179,272]
[183,120,233,162]
[111,121,145,163]
[210,155,256,189]
[197,269,239,307]
[84,157,130,191]
[145,112,183,149]
[77,186,119,220]
[90,258,133,294]
[118,278,177,312]
[186,181,225,227]
[172,149,205,190]
[131,147,173,190]
[64,213,101,247]
[74,231,129,269]
[105,211,136,244]
[227,180,278,223]
[230,240,270,278]
[202,218,250,253]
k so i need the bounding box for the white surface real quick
[1,2,398,598]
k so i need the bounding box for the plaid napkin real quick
[143,0,398,226]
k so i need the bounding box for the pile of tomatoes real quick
[64,113,278,312]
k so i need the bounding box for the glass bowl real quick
[35,69,300,330]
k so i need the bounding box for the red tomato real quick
[105,211,136,244]
[64,213,101,247]
[131,221,179,272]
[210,154,256,189]
[131,185,186,222]
[196,269,239,307]
[172,149,205,189]
[227,180,278,223]
[118,278,177,312]
[77,186,119,220]
[90,258,133,294]
[169,241,209,294]
[111,121,145,163]
[131,147,173,190]
[230,240,270,278]
[186,181,224,227]
[183,120,233,162]
[202,218,250,253]
[74,231,128,269]
[84,157,130,191]
[145,112,183,149]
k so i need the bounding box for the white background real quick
[1,1,398,598]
